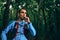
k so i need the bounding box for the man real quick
[1,8,36,40]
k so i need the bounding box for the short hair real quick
[18,7,26,13]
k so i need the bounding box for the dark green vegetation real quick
[0,0,60,40]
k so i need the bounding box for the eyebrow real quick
[20,11,26,13]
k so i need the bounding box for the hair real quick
[18,7,26,13]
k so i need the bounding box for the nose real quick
[24,13,26,17]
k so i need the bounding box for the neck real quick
[18,18,23,21]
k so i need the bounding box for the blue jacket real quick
[1,20,36,40]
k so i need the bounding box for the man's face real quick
[18,9,26,20]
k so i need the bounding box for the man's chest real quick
[14,21,27,33]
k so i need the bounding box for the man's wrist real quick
[27,20,30,24]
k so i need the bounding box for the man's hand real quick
[24,17,30,23]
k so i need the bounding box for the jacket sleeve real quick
[1,21,15,40]
[27,22,36,36]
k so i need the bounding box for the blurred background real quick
[0,0,60,40]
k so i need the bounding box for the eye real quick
[20,11,26,14]
[20,12,24,13]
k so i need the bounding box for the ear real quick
[18,13,19,17]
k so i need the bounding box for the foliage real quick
[0,0,60,40]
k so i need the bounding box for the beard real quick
[19,17,25,20]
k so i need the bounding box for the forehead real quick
[20,9,26,12]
